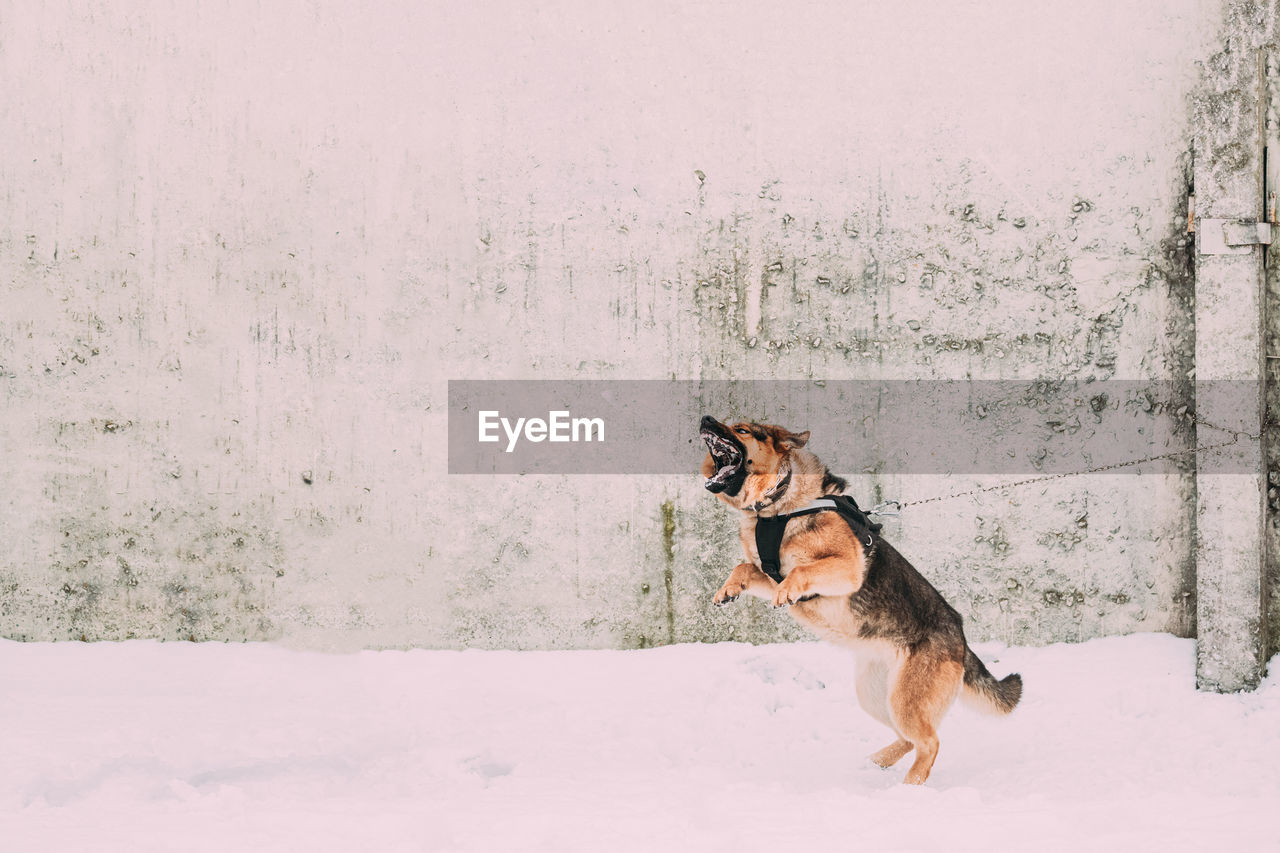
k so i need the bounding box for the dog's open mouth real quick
[701,424,746,493]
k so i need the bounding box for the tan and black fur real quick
[700,416,1021,785]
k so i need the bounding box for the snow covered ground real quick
[1,633,1276,853]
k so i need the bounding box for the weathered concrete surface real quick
[1193,0,1272,691]
[0,0,1251,651]
[1264,8,1280,676]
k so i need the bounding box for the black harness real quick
[754,495,883,583]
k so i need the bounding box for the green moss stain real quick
[660,499,676,645]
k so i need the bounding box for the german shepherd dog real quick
[700,416,1022,785]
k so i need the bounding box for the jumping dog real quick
[700,416,1022,785]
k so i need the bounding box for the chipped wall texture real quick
[1,0,1263,651]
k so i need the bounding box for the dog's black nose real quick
[700,415,719,428]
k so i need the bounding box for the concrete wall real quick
[0,0,1249,650]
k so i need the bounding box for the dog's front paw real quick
[713,580,744,607]
[772,573,809,608]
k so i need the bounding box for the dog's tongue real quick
[704,443,741,486]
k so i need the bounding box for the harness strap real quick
[754,495,882,583]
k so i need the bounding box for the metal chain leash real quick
[864,410,1261,517]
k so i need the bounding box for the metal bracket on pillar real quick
[1198,219,1273,254]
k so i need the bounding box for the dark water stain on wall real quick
[16,498,284,642]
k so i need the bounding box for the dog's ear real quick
[777,429,809,450]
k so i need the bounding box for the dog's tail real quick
[960,646,1022,715]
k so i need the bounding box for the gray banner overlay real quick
[448,380,1259,475]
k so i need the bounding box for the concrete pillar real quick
[1268,48,1280,680]
[1192,38,1268,691]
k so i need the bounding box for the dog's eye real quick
[734,428,748,435]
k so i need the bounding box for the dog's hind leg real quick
[855,656,893,726]
[857,655,912,768]
[888,653,963,785]
[869,738,913,768]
